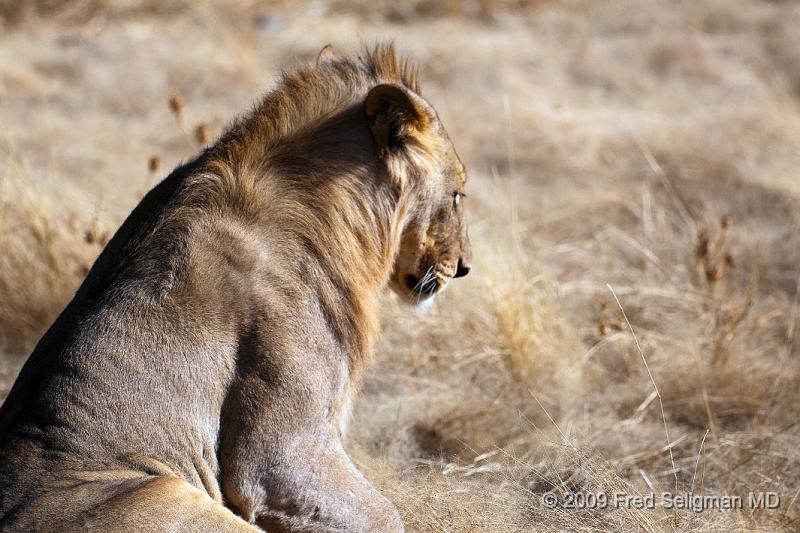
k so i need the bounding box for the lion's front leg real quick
[256,434,402,533]
[219,373,403,533]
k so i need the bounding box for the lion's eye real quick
[453,192,463,207]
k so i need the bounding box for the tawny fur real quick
[0,44,471,532]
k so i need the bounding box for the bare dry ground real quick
[2,1,800,531]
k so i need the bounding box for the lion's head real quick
[365,83,472,306]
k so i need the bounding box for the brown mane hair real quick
[215,42,420,166]
[136,44,424,376]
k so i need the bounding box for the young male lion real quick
[0,44,471,532]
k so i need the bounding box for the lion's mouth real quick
[405,268,448,297]
[406,274,437,295]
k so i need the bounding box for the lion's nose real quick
[454,258,471,278]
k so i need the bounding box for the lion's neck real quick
[279,170,403,371]
[190,104,410,377]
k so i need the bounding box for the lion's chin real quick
[390,282,447,313]
[413,295,436,312]
[389,276,443,311]
[392,289,437,311]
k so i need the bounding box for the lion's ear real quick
[365,84,429,154]
[316,44,335,67]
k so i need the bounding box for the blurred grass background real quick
[2,1,800,530]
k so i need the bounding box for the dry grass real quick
[0,142,105,396]
[2,0,800,531]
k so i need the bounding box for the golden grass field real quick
[2,1,800,531]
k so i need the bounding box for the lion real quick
[0,43,471,532]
